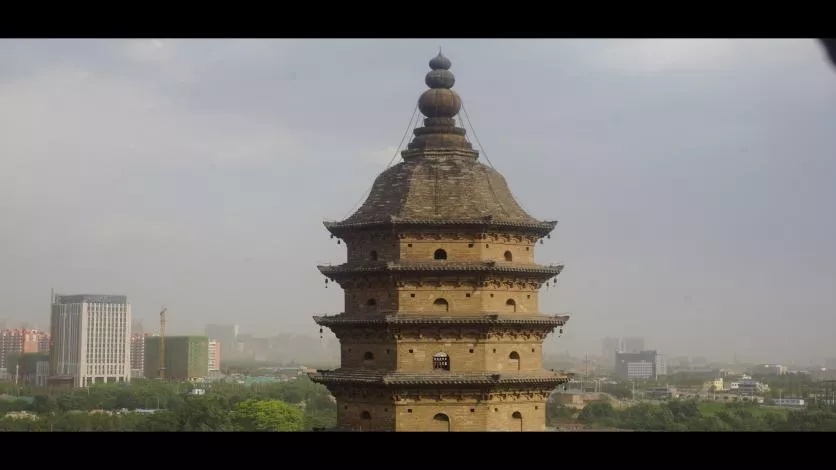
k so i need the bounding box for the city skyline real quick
[2,39,836,364]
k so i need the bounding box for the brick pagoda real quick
[310,52,570,432]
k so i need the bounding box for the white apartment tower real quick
[51,294,132,387]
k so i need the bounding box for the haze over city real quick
[1,39,834,365]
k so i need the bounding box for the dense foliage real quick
[0,376,335,432]
[548,400,836,431]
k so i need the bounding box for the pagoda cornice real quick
[323,216,557,238]
[318,261,564,282]
[309,370,570,388]
[313,313,570,328]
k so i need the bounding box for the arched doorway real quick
[431,413,451,432]
[509,351,520,370]
[360,411,372,431]
[505,298,517,313]
[432,298,449,313]
[512,411,523,432]
[432,352,450,371]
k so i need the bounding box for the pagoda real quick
[310,52,569,432]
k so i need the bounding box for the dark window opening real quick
[468,243,474,248]
[433,352,451,371]
[509,351,521,370]
[465,293,471,297]
[363,351,374,361]
[434,249,447,260]
[504,251,513,262]
[505,298,517,312]
[367,299,377,307]
[433,298,449,312]
[370,250,378,261]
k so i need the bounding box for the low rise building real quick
[750,364,788,376]
[5,352,50,388]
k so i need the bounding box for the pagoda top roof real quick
[329,52,553,233]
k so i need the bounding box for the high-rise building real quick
[50,294,132,387]
[130,333,147,378]
[0,329,42,371]
[310,53,570,432]
[601,337,621,366]
[615,350,665,380]
[622,337,645,354]
[208,339,221,372]
[144,336,209,381]
[205,324,238,360]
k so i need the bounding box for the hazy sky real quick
[1,39,834,364]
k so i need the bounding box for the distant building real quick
[205,324,238,360]
[622,337,645,354]
[601,337,621,367]
[0,329,43,371]
[750,364,787,376]
[646,387,678,399]
[773,398,805,407]
[735,379,768,395]
[6,352,50,387]
[144,336,209,381]
[810,368,836,382]
[615,350,665,380]
[130,333,147,378]
[50,294,132,387]
[208,339,221,372]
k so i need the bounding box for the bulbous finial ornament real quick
[429,51,452,70]
[418,51,461,118]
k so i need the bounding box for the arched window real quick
[504,250,513,262]
[432,298,449,312]
[505,298,517,312]
[433,352,450,371]
[434,249,447,260]
[367,298,377,307]
[370,250,378,261]
[512,411,523,432]
[363,351,374,361]
[431,413,451,432]
[509,351,520,370]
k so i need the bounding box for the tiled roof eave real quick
[323,218,558,236]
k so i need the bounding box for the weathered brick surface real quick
[342,156,541,225]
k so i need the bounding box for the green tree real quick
[232,399,304,432]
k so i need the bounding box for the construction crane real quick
[159,307,167,380]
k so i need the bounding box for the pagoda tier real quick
[313,313,569,327]
[310,370,568,387]
[318,261,564,285]
[324,217,558,239]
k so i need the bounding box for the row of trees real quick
[548,400,836,431]
[0,376,336,432]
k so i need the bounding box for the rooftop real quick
[326,52,554,235]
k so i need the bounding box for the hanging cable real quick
[338,102,420,220]
[461,101,536,217]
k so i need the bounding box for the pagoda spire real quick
[405,52,474,153]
